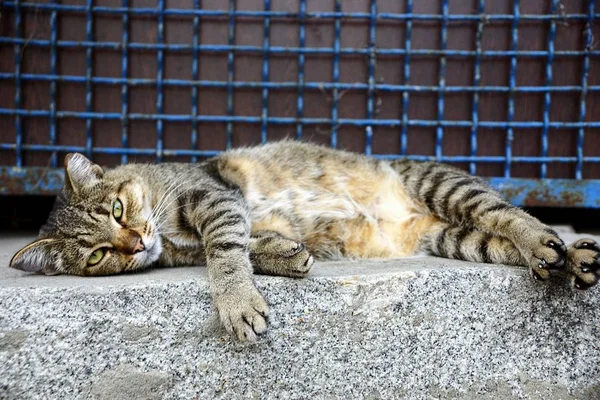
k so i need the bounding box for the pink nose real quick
[133,238,145,253]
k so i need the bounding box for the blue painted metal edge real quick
[1,166,599,208]
[0,167,65,196]
[487,178,600,208]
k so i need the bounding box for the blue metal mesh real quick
[0,0,599,206]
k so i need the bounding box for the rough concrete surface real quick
[1,233,599,399]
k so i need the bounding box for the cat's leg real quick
[394,160,600,288]
[423,222,600,289]
[179,185,269,341]
[422,223,526,266]
[249,230,314,278]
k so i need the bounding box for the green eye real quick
[113,199,123,220]
[87,248,105,266]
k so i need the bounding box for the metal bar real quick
[85,0,94,159]
[2,2,599,21]
[3,109,600,129]
[120,0,129,164]
[469,0,484,175]
[49,0,58,167]
[190,0,200,162]
[540,0,557,179]
[330,0,342,149]
[505,0,519,178]
[296,0,306,140]
[260,0,271,144]
[155,0,165,162]
[13,0,23,167]
[400,0,413,156]
[226,0,235,150]
[576,0,595,180]
[435,0,448,163]
[5,73,600,93]
[4,37,598,57]
[365,0,377,156]
[2,146,600,163]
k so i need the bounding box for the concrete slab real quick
[1,233,599,399]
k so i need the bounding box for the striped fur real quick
[10,141,600,341]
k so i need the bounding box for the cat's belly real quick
[220,145,436,260]
[247,175,433,260]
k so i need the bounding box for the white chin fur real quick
[140,235,162,267]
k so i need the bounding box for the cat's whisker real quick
[154,202,198,228]
[154,202,187,227]
[156,208,199,234]
[153,188,197,227]
[150,170,202,223]
[158,230,188,235]
[150,165,204,222]
[149,178,178,219]
[149,176,190,222]
[151,181,197,225]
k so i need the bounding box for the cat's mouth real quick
[137,235,162,268]
[131,219,162,269]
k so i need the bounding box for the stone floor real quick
[1,232,599,399]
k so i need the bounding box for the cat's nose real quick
[133,238,145,254]
[115,229,146,254]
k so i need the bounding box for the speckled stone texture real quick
[1,233,599,399]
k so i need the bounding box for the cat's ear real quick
[9,239,61,275]
[64,153,104,193]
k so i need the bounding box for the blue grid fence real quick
[0,0,599,207]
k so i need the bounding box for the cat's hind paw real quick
[528,234,567,281]
[565,238,600,290]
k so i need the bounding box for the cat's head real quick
[10,154,162,276]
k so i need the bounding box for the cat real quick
[10,140,600,341]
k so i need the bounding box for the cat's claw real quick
[214,284,269,341]
[526,234,567,281]
[286,243,305,257]
[250,235,314,278]
[566,239,600,291]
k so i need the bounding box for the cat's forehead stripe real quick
[88,212,103,224]
[117,180,133,194]
[94,206,110,216]
[77,237,95,248]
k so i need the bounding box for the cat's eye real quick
[87,248,106,266]
[112,199,123,221]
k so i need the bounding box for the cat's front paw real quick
[273,242,314,278]
[251,236,315,278]
[565,239,600,290]
[528,234,567,281]
[214,284,269,341]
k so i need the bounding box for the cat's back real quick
[216,140,378,192]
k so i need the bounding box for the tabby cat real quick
[10,141,600,341]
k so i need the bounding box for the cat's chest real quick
[163,233,201,248]
[159,233,205,266]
